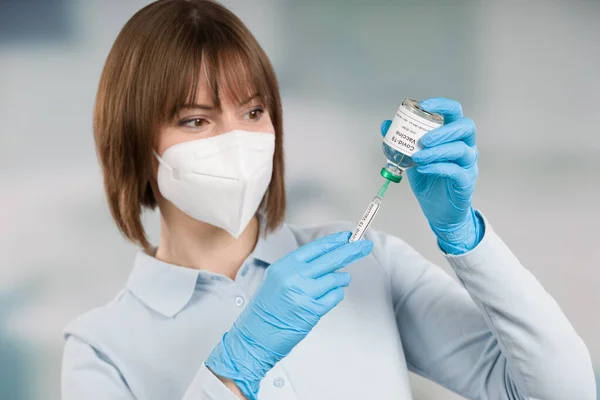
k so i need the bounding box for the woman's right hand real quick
[205,231,373,400]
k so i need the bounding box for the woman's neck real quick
[155,211,259,280]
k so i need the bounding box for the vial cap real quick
[380,168,402,183]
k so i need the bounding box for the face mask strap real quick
[153,150,169,167]
[154,150,182,181]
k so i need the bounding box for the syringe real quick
[349,179,393,242]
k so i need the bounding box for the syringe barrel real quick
[349,196,383,242]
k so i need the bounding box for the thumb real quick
[380,120,392,137]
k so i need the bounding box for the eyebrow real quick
[177,93,260,112]
[239,94,260,106]
[177,102,215,111]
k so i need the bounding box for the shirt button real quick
[234,296,245,307]
[241,266,249,276]
[273,377,285,388]
[210,276,221,281]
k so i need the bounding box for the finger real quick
[302,272,351,299]
[419,97,463,124]
[412,142,478,168]
[420,117,476,148]
[292,232,351,263]
[380,119,392,137]
[415,162,477,189]
[305,240,373,279]
[316,286,346,314]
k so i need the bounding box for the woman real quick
[61,1,595,399]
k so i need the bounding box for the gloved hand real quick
[381,97,483,255]
[206,232,373,400]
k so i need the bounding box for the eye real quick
[245,107,264,121]
[180,118,208,128]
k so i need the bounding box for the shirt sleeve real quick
[62,336,241,400]
[182,364,242,400]
[62,336,135,400]
[368,212,596,400]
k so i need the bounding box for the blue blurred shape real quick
[0,0,70,43]
[596,367,599,399]
[0,289,32,400]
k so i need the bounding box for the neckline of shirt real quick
[126,222,298,318]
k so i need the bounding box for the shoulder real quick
[63,289,150,351]
[286,220,414,251]
[364,227,423,265]
[286,220,355,245]
[286,221,420,266]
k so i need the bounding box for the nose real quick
[213,113,241,136]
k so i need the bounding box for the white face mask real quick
[154,130,275,238]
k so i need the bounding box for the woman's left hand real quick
[380,97,483,255]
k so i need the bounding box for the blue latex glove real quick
[206,232,373,399]
[381,97,483,254]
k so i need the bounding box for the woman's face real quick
[156,73,275,156]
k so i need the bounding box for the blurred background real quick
[1,0,599,398]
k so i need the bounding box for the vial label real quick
[350,199,380,242]
[384,104,442,157]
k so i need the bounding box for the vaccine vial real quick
[380,98,444,183]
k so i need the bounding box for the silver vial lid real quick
[402,98,444,125]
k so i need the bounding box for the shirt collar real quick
[126,222,298,318]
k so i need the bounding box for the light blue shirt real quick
[61,215,596,399]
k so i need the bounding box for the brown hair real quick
[94,0,286,251]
